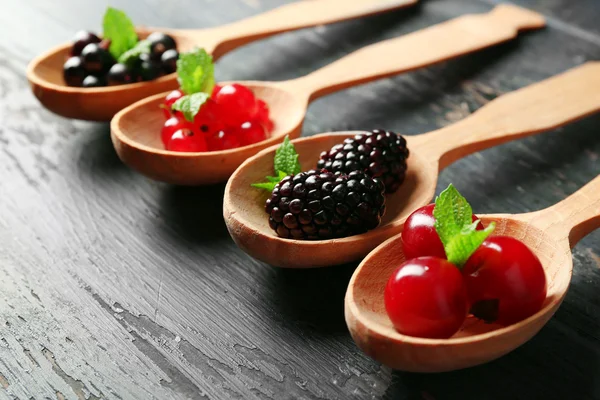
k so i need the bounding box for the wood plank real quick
[0,0,598,398]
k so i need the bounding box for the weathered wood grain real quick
[0,0,599,399]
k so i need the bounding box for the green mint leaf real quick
[445,222,496,266]
[176,48,215,95]
[266,172,286,183]
[433,184,496,267]
[251,182,278,191]
[252,143,299,191]
[274,137,301,176]
[118,40,150,66]
[171,93,210,122]
[103,7,138,59]
[252,172,289,192]
[433,184,474,247]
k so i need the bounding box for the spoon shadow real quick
[231,4,424,82]
[379,117,600,398]
[73,125,230,244]
[448,112,600,214]
[308,38,520,134]
[74,122,131,178]
[157,184,230,244]
[386,305,600,400]
[268,262,358,336]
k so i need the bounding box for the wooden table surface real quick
[1,0,599,399]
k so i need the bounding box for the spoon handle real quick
[525,175,600,248]
[206,0,417,59]
[413,62,600,167]
[283,4,544,100]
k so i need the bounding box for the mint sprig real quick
[274,136,301,176]
[434,185,477,247]
[118,40,150,66]
[172,93,210,122]
[252,137,301,191]
[167,48,216,121]
[103,7,138,60]
[252,171,288,191]
[176,48,215,95]
[433,184,495,266]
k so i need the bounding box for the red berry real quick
[163,89,184,119]
[254,100,268,120]
[463,236,547,325]
[206,129,241,151]
[213,83,257,125]
[193,99,223,132]
[253,100,274,132]
[194,101,227,147]
[401,204,484,260]
[161,117,189,147]
[166,128,208,152]
[211,84,223,98]
[385,257,468,339]
[238,121,267,146]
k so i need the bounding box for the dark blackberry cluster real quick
[317,130,409,193]
[265,169,386,240]
[63,31,178,88]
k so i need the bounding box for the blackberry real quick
[161,49,179,74]
[81,43,115,75]
[317,129,409,194]
[63,56,86,87]
[71,30,101,57]
[107,63,133,86]
[147,32,177,61]
[265,169,386,240]
[82,75,106,88]
[135,58,161,81]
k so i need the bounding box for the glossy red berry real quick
[161,83,272,153]
[193,100,222,131]
[211,84,223,98]
[213,83,257,125]
[206,129,242,151]
[253,100,274,132]
[401,204,484,260]
[166,128,207,152]
[237,121,267,146]
[385,257,468,339]
[163,89,184,119]
[463,236,547,325]
[161,117,189,147]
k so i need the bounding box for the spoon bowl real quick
[27,29,192,122]
[223,62,600,268]
[225,132,435,267]
[345,174,600,372]
[112,5,544,184]
[112,82,306,185]
[26,0,418,121]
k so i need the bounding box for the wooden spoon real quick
[345,174,600,372]
[26,0,418,122]
[223,62,600,268]
[111,4,545,186]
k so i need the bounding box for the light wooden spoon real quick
[345,174,600,372]
[224,62,600,268]
[26,0,418,122]
[111,4,544,186]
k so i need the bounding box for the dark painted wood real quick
[0,0,599,399]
